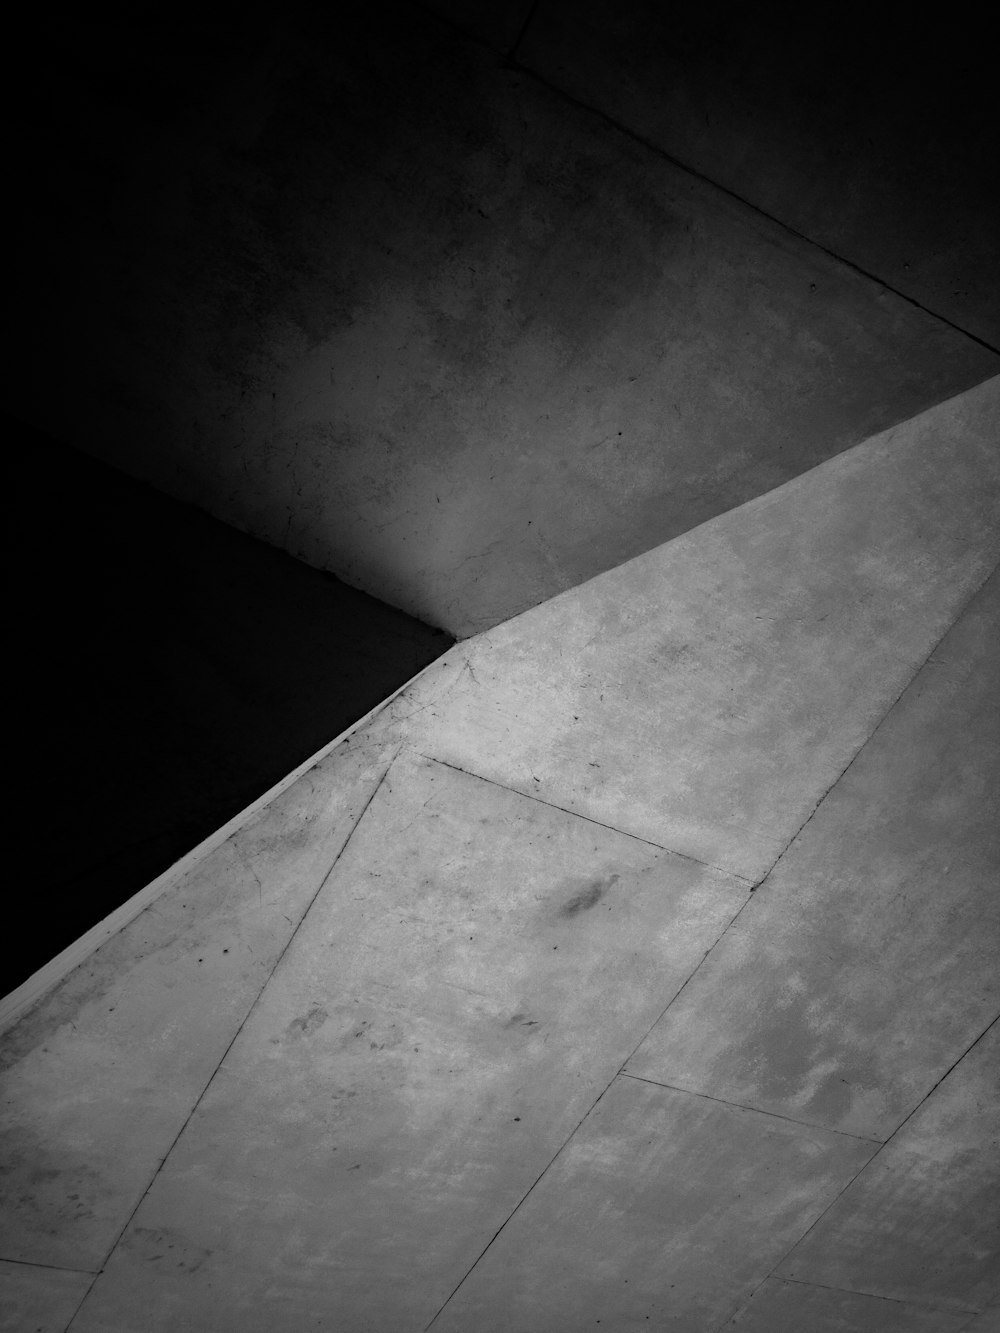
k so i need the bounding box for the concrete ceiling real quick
[7,0,998,636]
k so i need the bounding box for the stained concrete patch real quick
[0,736,394,1270]
[402,377,1000,881]
[726,1277,972,1331]
[626,569,1000,1139]
[431,1075,874,1332]
[0,1259,93,1333]
[68,751,747,1332]
[775,1022,1000,1312]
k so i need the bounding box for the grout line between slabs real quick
[409,1,999,356]
[0,1256,99,1276]
[749,557,1000,900]
[423,862,755,1329]
[777,1274,981,1316]
[711,1012,1000,1332]
[62,750,401,1330]
[413,750,753,884]
[618,1073,882,1144]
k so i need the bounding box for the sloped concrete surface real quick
[0,734,395,1270]
[724,1277,972,1332]
[67,753,747,1331]
[0,1261,91,1333]
[775,1021,1000,1312]
[397,377,1000,880]
[431,1076,875,1331]
[1,385,997,1330]
[626,569,1000,1139]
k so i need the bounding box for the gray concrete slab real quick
[775,1021,1000,1312]
[518,0,1000,347]
[0,1260,92,1333]
[12,7,996,636]
[626,569,1000,1138]
[398,377,1000,881]
[431,1074,874,1331]
[68,751,747,1331]
[961,1303,1000,1333]
[725,1277,971,1332]
[0,735,394,1270]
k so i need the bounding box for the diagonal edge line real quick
[64,747,402,1328]
[508,64,1000,356]
[413,751,753,885]
[750,556,1000,897]
[423,862,754,1329]
[710,1012,1000,1333]
[778,1275,981,1317]
[407,0,998,355]
[618,1073,882,1145]
[423,1075,621,1330]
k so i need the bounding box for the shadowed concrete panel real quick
[69,751,747,1332]
[726,1277,971,1332]
[0,734,395,1270]
[518,0,1000,346]
[397,377,1000,880]
[775,1022,1000,1313]
[0,1261,92,1333]
[432,1075,874,1331]
[8,5,996,635]
[421,0,533,49]
[626,569,1000,1139]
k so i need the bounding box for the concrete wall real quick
[7,1,997,637]
[10,415,451,990]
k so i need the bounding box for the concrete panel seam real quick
[424,884,753,1327]
[507,61,1000,356]
[749,556,1000,898]
[0,1256,99,1276]
[714,1013,1000,1332]
[777,1275,982,1316]
[618,1073,883,1145]
[66,751,400,1310]
[422,1075,626,1331]
[412,750,753,883]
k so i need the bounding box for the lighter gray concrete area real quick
[397,378,1000,880]
[774,1021,999,1312]
[0,735,395,1270]
[625,568,1000,1139]
[724,1277,971,1332]
[1,388,997,1330]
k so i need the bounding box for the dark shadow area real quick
[8,414,453,993]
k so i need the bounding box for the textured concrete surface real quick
[515,0,1000,347]
[0,1260,92,1333]
[626,569,1000,1138]
[68,752,746,1330]
[7,4,997,635]
[431,1075,874,1331]
[1,390,996,1330]
[11,418,451,990]
[775,1021,1000,1312]
[725,1277,972,1332]
[0,735,394,1270]
[396,377,1000,880]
